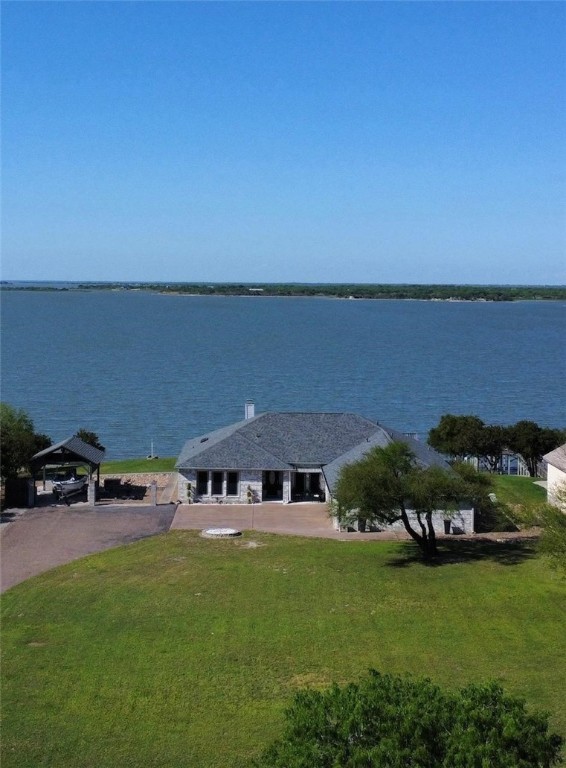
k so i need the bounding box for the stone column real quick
[88,480,96,506]
[150,480,158,505]
[283,471,291,503]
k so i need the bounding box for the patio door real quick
[291,471,325,502]
[262,470,283,500]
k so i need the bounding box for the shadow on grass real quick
[388,538,539,568]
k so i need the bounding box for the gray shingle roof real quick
[544,443,566,473]
[31,435,105,467]
[176,412,448,485]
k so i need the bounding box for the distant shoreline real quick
[2,281,565,302]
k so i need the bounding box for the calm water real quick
[1,291,564,459]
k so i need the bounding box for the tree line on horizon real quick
[4,282,566,301]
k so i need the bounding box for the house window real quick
[212,472,223,496]
[197,471,208,495]
[227,472,239,496]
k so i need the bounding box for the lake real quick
[1,290,564,459]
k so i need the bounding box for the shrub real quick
[253,671,563,767]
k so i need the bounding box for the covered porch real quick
[261,468,327,503]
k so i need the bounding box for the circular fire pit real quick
[201,527,242,539]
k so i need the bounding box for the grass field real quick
[100,456,177,473]
[491,474,547,507]
[2,533,564,767]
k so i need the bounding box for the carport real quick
[29,436,105,506]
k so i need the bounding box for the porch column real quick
[283,471,291,503]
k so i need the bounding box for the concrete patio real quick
[171,502,409,540]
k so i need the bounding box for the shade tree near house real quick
[428,414,486,461]
[507,421,565,478]
[0,403,51,480]
[253,670,563,768]
[428,414,509,471]
[428,414,565,476]
[332,442,484,560]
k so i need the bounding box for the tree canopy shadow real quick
[387,537,539,568]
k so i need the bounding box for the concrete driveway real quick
[0,505,176,592]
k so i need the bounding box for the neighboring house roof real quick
[31,435,105,468]
[543,444,566,474]
[176,412,450,485]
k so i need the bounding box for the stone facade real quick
[178,469,263,504]
[334,505,475,535]
[177,469,331,505]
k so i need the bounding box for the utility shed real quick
[30,436,105,494]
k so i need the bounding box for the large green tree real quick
[254,670,563,768]
[332,442,477,559]
[429,415,564,477]
[475,423,509,473]
[507,421,565,477]
[427,414,485,461]
[0,403,51,480]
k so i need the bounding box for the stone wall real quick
[101,472,172,501]
[334,505,475,534]
[102,472,172,488]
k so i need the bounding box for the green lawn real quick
[2,534,564,768]
[491,474,547,508]
[100,456,176,474]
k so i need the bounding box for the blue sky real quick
[2,1,565,284]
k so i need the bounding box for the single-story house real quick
[543,443,566,508]
[175,404,474,533]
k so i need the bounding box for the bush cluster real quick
[254,671,563,767]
